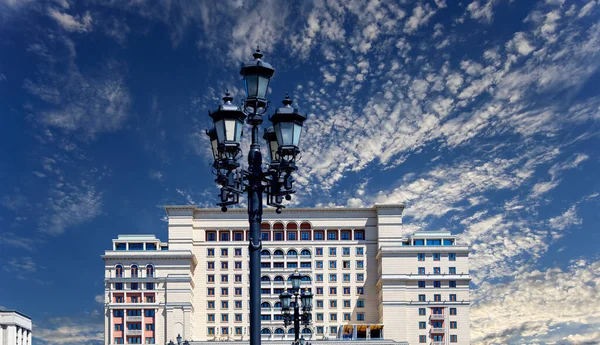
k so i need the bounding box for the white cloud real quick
[578,0,596,18]
[149,171,163,180]
[467,0,496,22]
[94,295,104,304]
[506,32,535,56]
[404,3,436,34]
[35,316,103,345]
[48,9,92,33]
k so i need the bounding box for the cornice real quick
[164,204,406,215]
[101,250,195,262]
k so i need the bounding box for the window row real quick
[114,283,155,291]
[314,299,365,309]
[114,265,154,278]
[419,335,458,343]
[417,321,457,329]
[417,280,458,288]
[206,230,365,242]
[314,312,366,322]
[113,295,155,303]
[417,294,460,302]
[207,247,365,258]
[207,260,366,271]
[112,310,155,317]
[417,267,458,275]
[410,239,455,246]
[115,242,161,251]
[417,253,457,261]
[418,308,458,316]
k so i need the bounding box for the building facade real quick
[103,204,470,345]
[0,310,32,345]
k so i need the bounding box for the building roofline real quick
[0,310,32,320]
[164,204,406,214]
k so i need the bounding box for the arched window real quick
[274,328,285,334]
[261,250,271,257]
[274,302,282,309]
[115,265,123,278]
[261,329,271,335]
[261,276,271,282]
[274,249,284,256]
[146,265,154,277]
[302,328,312,334]
[274,276,284,282]
[131,265,138,278]
[300,249,311,257]
[261,302,271,308]
[287,249,297,257]
[301,275,311,282]
[288,328,295,334]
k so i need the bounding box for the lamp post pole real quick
[206,48,307,345]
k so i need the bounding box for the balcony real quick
[430,314,445,320]
[431,342,444,345]
[127,316,142,322]
[126,330,143,336]
[430,328,445,334]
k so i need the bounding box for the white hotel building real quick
[0,310,32,345]
[103,204,470,345]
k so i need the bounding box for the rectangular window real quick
[274,262,284,268]
[449,294,457,301]
[329,300,337,308]
[343,247,350,256]
[261,262,271,268]
[300,262,311,268]
[221,327,228,335]
[418,281,426,288]
[328,231,337,240]
[357,273,364,282]
[418,294,426,302]
[235,287,242,296]
[129,243,143,250]
[449,253,456,261]
[433,253,441,261]
[115,324,122,331]
[317,327,324,334]
[341,231,350,240]
[450,321,457,329]
[221,275,228,283]
[261,232,270,241]
[207,301,215,309]
[221,301,229,309]
[418,267,425,275]
[316,313,324,321]
[418,308,426,315]
[221,248,228,256]
[330,326,338,334]
[343,273,350,282]
[221,287,228,296]
[207,314,215,322]
[113,310,124,317]
[329,247,337,256]
[419,335,426,343]
[356,287,364,295]
[356,261,364,269]
[131,283,138,290]
[234,248,242,256]
[343,300,351,308]
[329,274,337,282]
[329,287,337,295]
[115,283,123,290]
[434,281,441,288]
[357,300,365,308]
[235,327,242,335]
[235,261,242,269]
[343,287,350,295]
[450,308,457,315]
[207,233,216,241]
[343,313,351,321]
[207,261,215,270]
[444,239,454,245]
[145,295,154,303]
[207,248,215,257]
[220,232,229,241]
[449,280,457,288]
[427,239,442,246]
[414,239,425,246]
[316,300,324,308]
[146,283,155,290]
[274,288,284,294]
[261,288,271,295]
[207,275,215,283]
[235,301,242,309]
[207,327,215,335]
[316,274,323,282]
[434,267,441,274]
[316,287,323,295]
[221,314,228,322]
[450,335,457,343]
[288,232,296,240]
[146,243,156,251]
[417,253,425,261]
[315,232,324,240]
[208,288,215,296]
[146,337,155,344]
[356,247,364,256]
[342,261,350,269]
[316,247,323,256]
[354,231,365,240]
[357,313,365,321]
[274,232,283,241]
[434,294,441,301]
[235,274,242,282]
[234,232,243,241]
[449,267,456,274]
[301,232,310,240]
[329,261,337,269]
[330,313,337,321]
[287,262,298,268]
[419,322,426,329]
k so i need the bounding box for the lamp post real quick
[206,48,307,345]
[279,271,313,345]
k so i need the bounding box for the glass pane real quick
[215,120,225,144]
[225,119,237,141]
[211,139,219,159]
[281,122,293,146]
[270,140,278,160]
[274,123,283,146]
[293,123,302,146]
[258,76,269,99]
[245,75,258,98]
[235,120,243,142]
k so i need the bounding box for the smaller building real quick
[0,310,32,345]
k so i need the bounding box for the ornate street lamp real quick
[176,334,182,345]
[278,271,313,345]
[206,47,307,345]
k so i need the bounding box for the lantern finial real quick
[282,93,292,106]
[253,46,263,60]
[223,90,233,103]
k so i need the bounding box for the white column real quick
[27,331,32,345]
[141,307,145,345]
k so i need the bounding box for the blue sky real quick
[1,0,599,344]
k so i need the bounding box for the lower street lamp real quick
[279,271,313,345]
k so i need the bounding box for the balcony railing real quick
[430,314,445,320]
[431,342,444,345]
[127,316,142,322]
[430,328,445,334]
[126,330,142,335]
